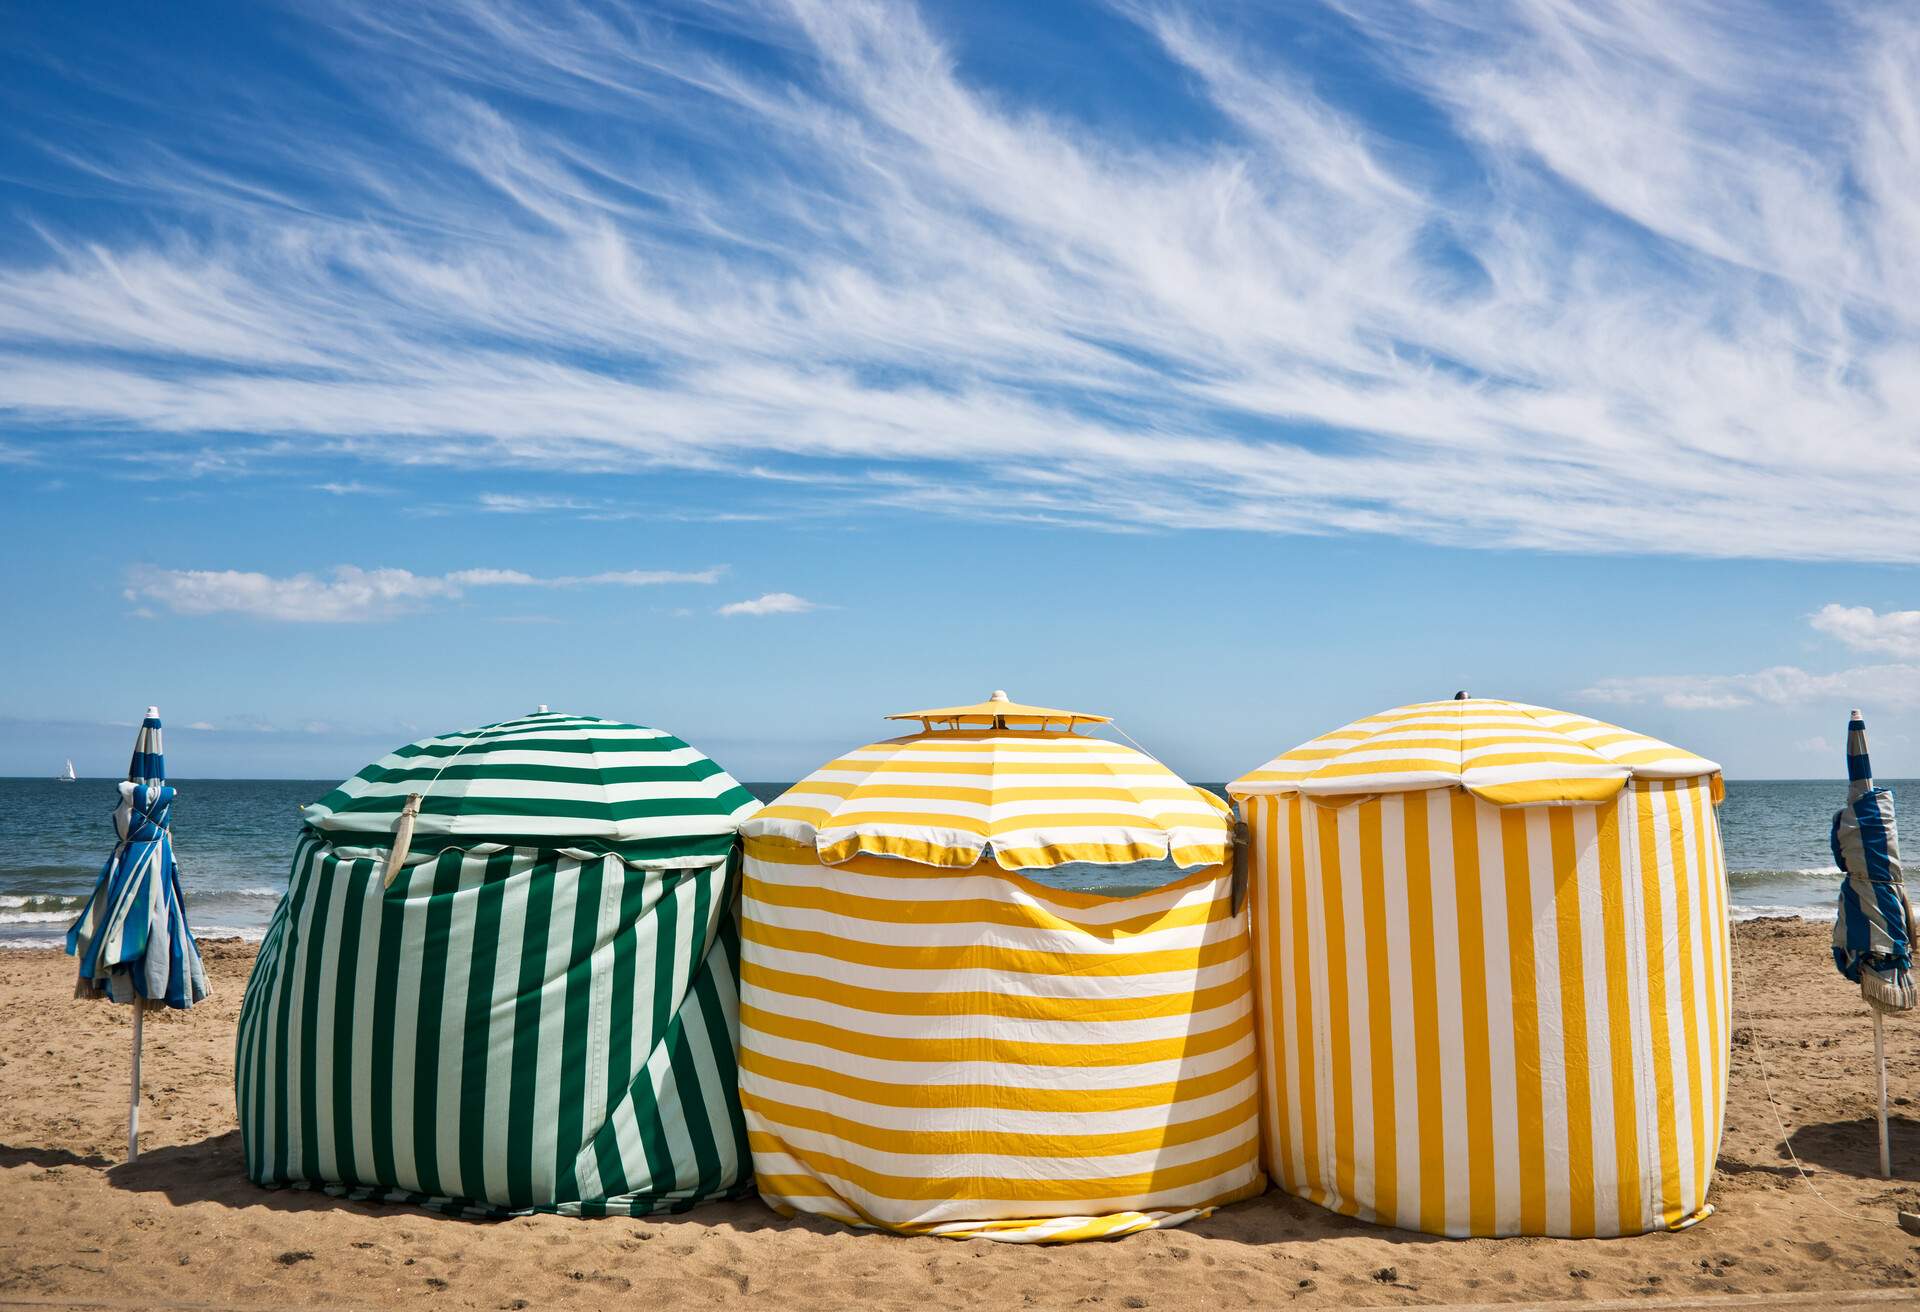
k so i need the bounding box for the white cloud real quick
[129,562,724,622]
[1582,664,1920,712]
[1810,604,1920,659]
[1587,600,1920,711]
[4,2,1920,557]
[718,592,817,617]
[316,481,376,496]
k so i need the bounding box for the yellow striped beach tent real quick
[738,692,1265,1243]
[1228,697,1729,1238]
[235,710,761,1217]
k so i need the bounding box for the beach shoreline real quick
[2,920,1918,1309]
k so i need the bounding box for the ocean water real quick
[0,777,1894,947]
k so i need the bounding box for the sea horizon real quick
[3,774,1886,946]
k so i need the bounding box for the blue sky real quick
[3,0,1919,782]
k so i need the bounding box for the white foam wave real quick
[0,910,76,925]
[0,893,87,910]
[1731,904,1838,922]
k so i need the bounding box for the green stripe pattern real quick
[236,832,752,1216]
[303,711,760,865]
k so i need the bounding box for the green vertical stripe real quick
[701,904,751,1180]
[506,855,556,1208]
[554,856,605,1196]
[459,849,511,1205]
[627,1055,676,1197]
[651,874,680,1047]
[367,857,409,1186]
[327,858,371,1187]
[296,853,340,1185]
[409,851,464,1199]
[593,865,648,1198]
[672,970,724,1198]
[268,843,320,1184]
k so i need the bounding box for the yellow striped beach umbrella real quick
[1229,696,1729,1238]
[738,691,1264,1242]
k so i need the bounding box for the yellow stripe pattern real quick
[1233,777,1729,1236]
[737,836,1267,1241]
[746,730,1232,872]
[1232,698,1722,806]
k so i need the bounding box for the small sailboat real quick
[56,759,77,782]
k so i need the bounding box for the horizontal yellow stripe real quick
[807,758,1173,777]
[739,918,1246,977]
[742,1088,1260,1159]
[1469,777,1625,805]
[747,1133,1261,1203]
[740,1046,1258,1112]
[742,874,1227,936]
[754,1173,1267,1239]
[776,782,1213,804]
[740,1001,1250,1068]
[745,836,1231,899]
[739,960,1253,1023]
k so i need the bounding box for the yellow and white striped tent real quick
[1228,697,1729,1238]
[737,693,1266,1242]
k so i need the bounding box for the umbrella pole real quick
[128,1004,143,1163]
[1875,1007,1890,1178]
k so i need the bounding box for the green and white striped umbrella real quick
[237,710,761,1217]
[304,710,758,865]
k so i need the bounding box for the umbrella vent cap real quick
[147,706,159,718]
[989,690,1009,703]
[536,704,550,713]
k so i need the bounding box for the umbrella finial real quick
[146,706,159,718]
[1454,690,1469,701]
[989,690,1009,703]
[536,704,550,714]
[1849,709,1875,800]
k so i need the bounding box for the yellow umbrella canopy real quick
[747,691,1228,870]
[1229,695,1721,807]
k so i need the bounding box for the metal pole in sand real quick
[128,1004,144,1162]
[1875,1007,1890,1178]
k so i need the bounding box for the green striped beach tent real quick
[235,710,761,1217]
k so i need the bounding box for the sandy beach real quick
[2,920,1918,1310]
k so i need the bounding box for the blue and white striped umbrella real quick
[66,709,209,1010]
[1832,710,1916,1013]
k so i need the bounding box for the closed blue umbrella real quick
[1831,709,1914,1177]
[65,707,209,1160]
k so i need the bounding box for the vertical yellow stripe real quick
[1452,791,1496,1236]
[1595,798,1643,1234]
[1634,781,1683,1225]
[1664,781,1708,1213]
[1403,794,1447,1235]
[1501,807,1547,1235]
[1318,804,1357,1215]
[1688,781,1726,1140]
[1260,797,1296,1191]
[1288,794,1320,1200]
[1358,800,1397,1226]
[1548,809,1596,1236]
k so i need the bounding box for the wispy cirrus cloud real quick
[4,1,1920,557]
[128,562,725,622]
